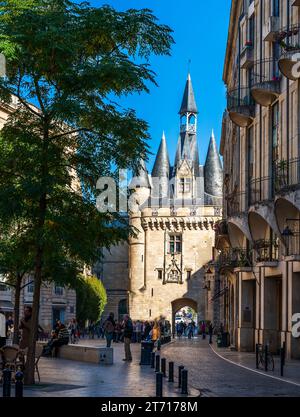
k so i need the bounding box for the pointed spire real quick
[204,130,223,197]
[173,135,182,176]
[133,158,151,189]
[152,132,170,178]
[179,73,198,115]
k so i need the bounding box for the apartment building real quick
[211,0,300,359]
[0,98,76,332]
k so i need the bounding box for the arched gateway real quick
[172,298,198,334]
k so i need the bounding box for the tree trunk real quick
[24,248,43,385]
[24,192,47,385]
[13,274,22,345]
[24,121,49,385]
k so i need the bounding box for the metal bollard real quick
[283,341,286,366]
[151,352,155,369]
[157,339,161,351]
[264,345,268,372]
[255,344,259,369]
[178,365,184,388]
[3,368,12,398]
[156,372,163,398]
[181,369,188,395]
[168,361,174,382]
[15,371,24,398]
[155,355,160,373]
[161,358,166,377]
[280,347,284,377]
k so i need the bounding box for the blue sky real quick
[93,0,231,169]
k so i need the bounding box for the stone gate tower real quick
[96,74,223,326]
[128,74,222,326]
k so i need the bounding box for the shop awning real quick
[0,300,14,312]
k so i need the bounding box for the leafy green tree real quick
[0,0,173,384]
[76,275,107,324]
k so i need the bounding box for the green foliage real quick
[75,275,107,323]
[0,0,173,383]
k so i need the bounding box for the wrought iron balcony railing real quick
[249,177,273,206]
[254,239,279,263]
[274,156,300,193]
[277,24,300,80]
[251,59,281,106]
[227,87,255,127]
[227,191,247,218]
[215,248,253,270]
[284,232,300,257]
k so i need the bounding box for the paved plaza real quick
[162,338,300,397]
[1,337,300,397]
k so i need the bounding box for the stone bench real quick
[37,342,113,365]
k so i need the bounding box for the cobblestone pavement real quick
[161,338,300,397]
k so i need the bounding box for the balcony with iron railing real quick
[215,248,253,271]
[227,87,255,128]
[274,157,300,194]
[277,24,300,80]
[227,191,247,218]
[283,232,300,259]
[240,43,254,69]
[254,239,279,264]
[251,59,281,106]
[249,177,273,206]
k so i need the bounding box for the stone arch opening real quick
[275,197,300,257]
[171,298,198,335]
[248,211,280,262]
[228,222,249,248]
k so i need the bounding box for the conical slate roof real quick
[204,130,223,197]
[132,158,151,189]
[152,132,170,178]
[179,73,198,115]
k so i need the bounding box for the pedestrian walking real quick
[103,313,115,348]
[151,319,161,347]
[122,315,133,361]
[208,322,214,344]
[201,321,206,340]
[135,320,142,343]
[0,308,6,348]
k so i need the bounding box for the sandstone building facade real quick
[97,75,223,329]
[211,0,300,359]
[0,98,76,332]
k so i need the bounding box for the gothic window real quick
[169,235,182,254]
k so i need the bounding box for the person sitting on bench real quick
[43,323,69,357]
